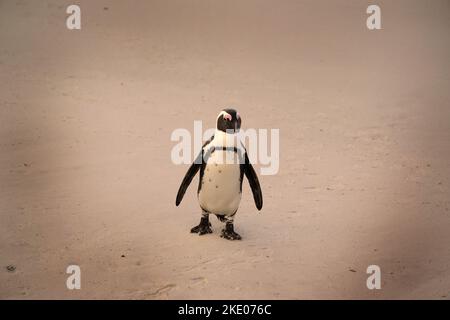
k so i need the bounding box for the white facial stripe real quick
[217,110,232,121]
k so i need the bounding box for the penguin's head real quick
[216,108,241,134]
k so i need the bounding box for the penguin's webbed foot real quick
[191,223,212,235]
[220,224,242,240]
[190,216,212,235]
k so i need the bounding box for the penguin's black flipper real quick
[244,152,263,211]
[175,155,202,206]
[175,136,214,206]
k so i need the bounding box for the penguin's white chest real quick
[198,151,242,216]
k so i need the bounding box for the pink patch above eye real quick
[223,113,232,121]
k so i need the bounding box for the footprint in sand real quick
[145,284,176,297]
[190,276,207,285]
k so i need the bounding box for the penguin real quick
[176,108,263,240]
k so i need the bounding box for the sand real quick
[1,0,449,299]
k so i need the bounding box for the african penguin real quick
[176,108,263,240]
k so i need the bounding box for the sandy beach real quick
[1,0,449,299]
